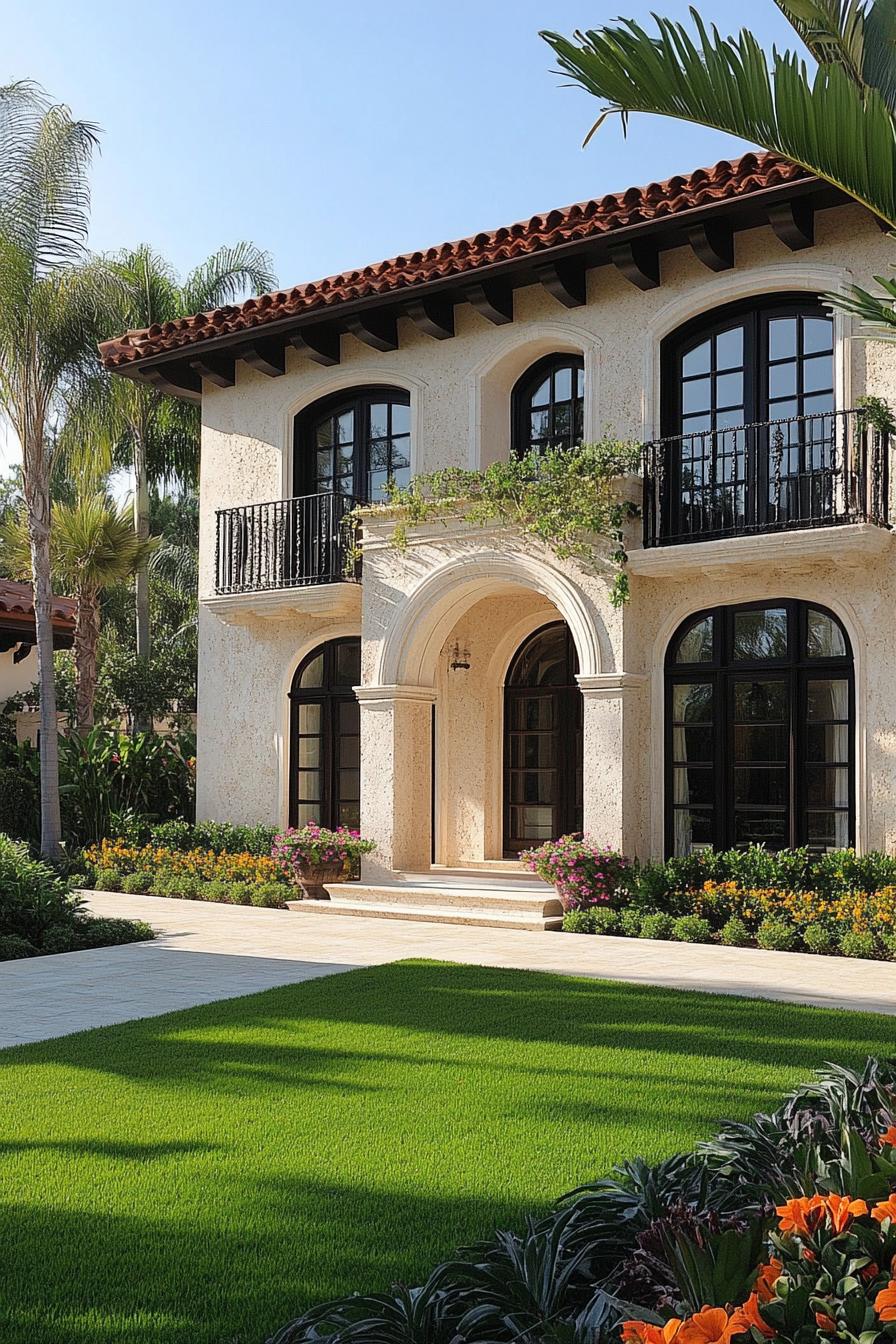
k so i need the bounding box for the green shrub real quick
[121,872,151,895]
[671,914,712,944]
[0,766,39,845]
[150,873,201,900]
[590,906,621,935]
[93,868,122,892]
[149,819,279,857]
[804,923,836,956]
[618,907,643,938]
[249,883,288,909]
[639,911,674,941]
[0,834,84,945]
[0,934,37,960]
[69,917,154,950]
[756,917,799,952]
[40,925,76,954]
[840,930,879,960]
[197,880,231,904]
[561,909,595,934]
[720,916,752,947]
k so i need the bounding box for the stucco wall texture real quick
[196,202,896,864]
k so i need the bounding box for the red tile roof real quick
[0,580,77,640]
[99,152,810,371]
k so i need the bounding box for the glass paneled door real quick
[503,623,582,853]
[289,638,361,830]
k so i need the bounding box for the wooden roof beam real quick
[289,325,341,366]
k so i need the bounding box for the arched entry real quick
[503,622,582,853]
[289,638,361,829]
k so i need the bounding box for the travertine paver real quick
[0,890,894,1048]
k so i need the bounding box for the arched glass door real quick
[289,638,361,829]
[503,622,582,853]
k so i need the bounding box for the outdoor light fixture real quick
[448,640,471,672]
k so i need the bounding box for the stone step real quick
[418,864,547,885]
[287,898,563,932]
[322,881,562,916]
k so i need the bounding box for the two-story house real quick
[99,152,896,925]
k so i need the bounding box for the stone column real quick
[577,673,648,858]
[355,684,436,881]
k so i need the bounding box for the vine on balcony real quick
[346,439,643,606]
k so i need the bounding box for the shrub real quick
[840,929,879,960]
[521,834,629,910]
[804,923,836,955]
[720,916,752,947]
[93,868,122,892]
[671,914,713,944]
[590,906,621,935]
[149,819,279,857]
[756,917,799,952]
[561,909,596,934]
[197,880,231,904]
[121,872,150,894]
[0,834,84,945]
[250,883,289,909]
[639,911,674,941]
[84,839,287,888]
[224,882,253,906]
[0,766,39,845]
[72,916,154,950]
[0,934,36,960]
[618,907,644,938]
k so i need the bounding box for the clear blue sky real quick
[3,1,800,291]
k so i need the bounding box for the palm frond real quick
[180,242,277,315]
[541,11,896,227]
[775,1,896,114]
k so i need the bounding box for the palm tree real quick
[0,81,108,856]
[74,244,276,702]
[542,1,896,330]
[2,495,156,731]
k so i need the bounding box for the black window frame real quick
[293,386,411,503]
[511,353,585,458]
[288,637,361,831]
[664,600,854,857]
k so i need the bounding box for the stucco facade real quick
[193,197,896,871]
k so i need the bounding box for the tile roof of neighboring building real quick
[0,580,77,639]
[99,151,811,371]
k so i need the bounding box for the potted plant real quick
[521,834,629,912]
[271,823,376,901]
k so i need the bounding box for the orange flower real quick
[621,1321,682,1344]
[879,1126,896,1149]
[815,1312,837,1333]
[739,1295,774,1339]
[754,1259,783,1303]
[873,1197,896,1225]
[776,1194,867,1236]
[825,1194,869,1232]
[875,1281,896,1323]
[675,1307,746,1344]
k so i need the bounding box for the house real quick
[0,580,76,743]
[99,151,896,918]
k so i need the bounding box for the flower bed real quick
[81,838,289,907]
[268,1057,896,1342]
[526,839,896,961]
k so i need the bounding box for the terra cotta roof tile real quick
[99,152,810,370]
[0,579,77,632]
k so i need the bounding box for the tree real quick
[542,1,896,331]
[0,81,107,856]
[1,495,156,731]
[73,244,275,712]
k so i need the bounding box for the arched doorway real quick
[503,622,582,854]
[289,638,361,829]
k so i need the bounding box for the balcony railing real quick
[215,492,358,594]
[643,409,890,548]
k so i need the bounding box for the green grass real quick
[0,960,895,1344]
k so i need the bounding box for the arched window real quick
[512,354,585,457]
[289,638,361,829]
[666,601,853,856]
[503,622,582,852]
[660,295,835,540]
[294,387,411,501]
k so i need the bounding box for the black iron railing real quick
[643,409,890,548]
[215,492,359,594]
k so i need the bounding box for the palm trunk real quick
[22,454,63,858]
[132,429,152,733]
[74,584,99,733]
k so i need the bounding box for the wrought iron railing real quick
[643,409,890,548]
[215,492,358,594]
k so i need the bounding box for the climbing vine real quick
[346,439,643,606]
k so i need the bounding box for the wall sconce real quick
[448,640,471,672]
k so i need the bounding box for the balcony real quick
[643,409,889,547]
[210,492,360,623]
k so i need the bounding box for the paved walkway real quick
[1,891,895,1048]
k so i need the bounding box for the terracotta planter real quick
[290,861,345,901]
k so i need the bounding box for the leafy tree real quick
[0,80,108,855]
[542,1,896,331]
[2,495,156,731]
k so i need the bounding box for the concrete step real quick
[322,881,562,916]
[287,897,563,932]
[419,864,547,885]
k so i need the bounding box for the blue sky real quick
[3,1,800,290]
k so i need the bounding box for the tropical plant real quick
[541,1,896,333]
[1,494,157,729]
[69,245,275,708]
[0,80,109,855]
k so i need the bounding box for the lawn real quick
[0,961,895,1344]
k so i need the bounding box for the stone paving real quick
[0,890,895,1048]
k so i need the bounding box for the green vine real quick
[856,395,896,435]
[344,439,643,607]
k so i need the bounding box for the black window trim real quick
[288,636,362,831]
[511,352,585,459]
[293,384,411,502]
